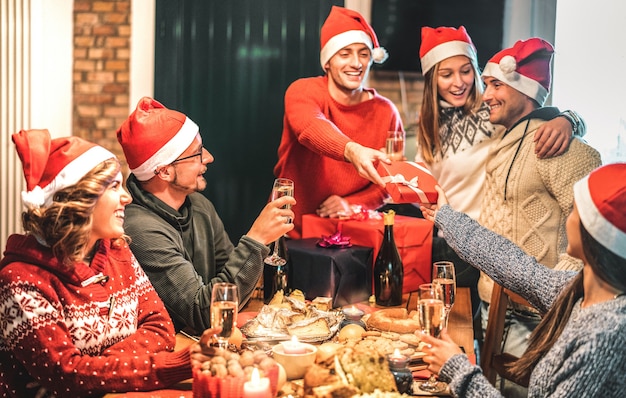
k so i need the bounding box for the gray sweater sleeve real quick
[435,205,576,313]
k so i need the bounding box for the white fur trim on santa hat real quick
[482,60,549,106]
[574,175,626,258]
[131,116,199,181]
[320,30,373,69]
[22,145,115,210]
[420,40,477,74]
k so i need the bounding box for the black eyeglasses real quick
[171,151,203,164]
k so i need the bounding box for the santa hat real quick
[574,163,626,259]
[116,97,199,181]
[319,6,388,69]
[419,26,477,74]
[482,37,554,106]
[12,129,115,210]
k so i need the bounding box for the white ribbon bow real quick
[382,174,429,203]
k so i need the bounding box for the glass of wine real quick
[210,282,239,349]
[263,178,294,267]
[432,261,456,328]
[417,282,447,393]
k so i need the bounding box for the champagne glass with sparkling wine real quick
[417,283,447,393]
[263,178,294,267]
[432,261,456,328]
[210,282,239,349]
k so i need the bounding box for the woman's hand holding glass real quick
[416,282,447,393]
[417,329,464,375]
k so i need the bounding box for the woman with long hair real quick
[0,129,215,397]
[419,163,626,397]
[415,26,587,352]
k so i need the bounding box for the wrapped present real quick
[376,161,438,204]
[302,214,434,293]
[286,238,372,307]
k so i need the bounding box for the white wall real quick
[29,0,155,133]
[552,1,626,163]
[30,0,73,137]
[130,0,155,109]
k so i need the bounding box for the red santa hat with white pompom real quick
[12,129,116,210]
[116,97,199,181]
[481,37,554,106]
[319,6,388,69]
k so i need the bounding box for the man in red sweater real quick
[273,6,404,238]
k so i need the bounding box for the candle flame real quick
[250,367,260,384]
[291,335,299,344]
[392,348,402,358]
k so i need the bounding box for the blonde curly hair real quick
[21,158,125,268]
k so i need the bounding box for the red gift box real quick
[301,214,433,293]
[376,161,438,204]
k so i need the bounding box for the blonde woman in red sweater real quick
[274,6,402,238]
[0,129,219,397]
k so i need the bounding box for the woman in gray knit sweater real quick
[419,163,626,397]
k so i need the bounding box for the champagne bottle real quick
[263,236,289,303]
[374,210,403,306]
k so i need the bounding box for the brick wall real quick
[73,0,131,159]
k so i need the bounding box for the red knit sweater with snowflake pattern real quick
[0,234,191,397]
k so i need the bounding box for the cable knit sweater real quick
[273,76,403,238]
[477,108,601,302]
[435,205,626,398]
[0,234,191,397]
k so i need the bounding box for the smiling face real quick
[436,55,476,107]
[482,76,536,129]
[325,43,372,102]
[89,172,132,247]
[169,133,213,194]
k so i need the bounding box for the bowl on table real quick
[271,342,317,380]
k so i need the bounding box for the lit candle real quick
[388,348,408,369]
[243,367,272,398]
[342,305,364,321]
[281,335,307,354]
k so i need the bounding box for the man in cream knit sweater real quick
[478,38,601,397]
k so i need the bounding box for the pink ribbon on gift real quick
[382,173,430,203]
[317,230,352,248]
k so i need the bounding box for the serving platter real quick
[240,310,344,343]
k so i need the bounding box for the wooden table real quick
[104,288,474,396]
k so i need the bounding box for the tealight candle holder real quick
[342,305,365,322]
[281,335,307,354]
[272,341,318,380]
[243,367,271,398]
[387,348,413,394]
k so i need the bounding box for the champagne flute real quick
[417,283,447,393]
[210,282,239,349]
[263,178,294,267]
[432,261,456,328]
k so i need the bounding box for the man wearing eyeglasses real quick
[116,97,295,335]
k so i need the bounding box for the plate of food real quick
[240,290,344,343]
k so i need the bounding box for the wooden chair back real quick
[480,283,535,387]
